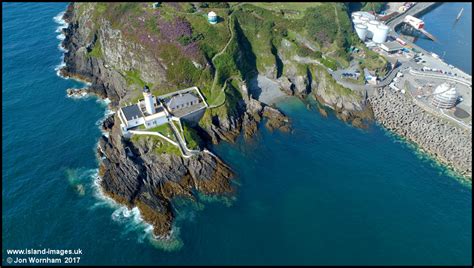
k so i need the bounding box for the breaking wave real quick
[90,169,184,251]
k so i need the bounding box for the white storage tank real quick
[372,24,389,43]
[352,12,362,20]
[367,20,380,39]
[360,16,370,24]
[358,11,376,20]
[208,11,218,24]
[353,16,365,25]
[431,83,458,109]
[354,24,368,41]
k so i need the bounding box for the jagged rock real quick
[101,114,115,132]
[262,106,291,132]
[293,75,310,98]
[277,76,294,96]
[97,114,235,237]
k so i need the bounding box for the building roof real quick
[380,41,403,52]
[167,93,199,109]
[121,104,143,121]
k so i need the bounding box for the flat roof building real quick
[380,41,404,53]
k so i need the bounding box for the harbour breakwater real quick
[370,88,472,179]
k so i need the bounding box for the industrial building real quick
[431,83,458,109]
[351,12,389,44]
[380,41,404,53]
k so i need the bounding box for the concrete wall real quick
[180,108,206,126]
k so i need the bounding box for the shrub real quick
[177,33,204,46]
[296,46,313,57]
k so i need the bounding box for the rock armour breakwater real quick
[370,88,472,179]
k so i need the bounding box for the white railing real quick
[128,130,179,146]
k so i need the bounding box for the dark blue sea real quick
[2,2,472,265]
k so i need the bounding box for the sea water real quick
[2,2,471,265]
[415,2,472,75]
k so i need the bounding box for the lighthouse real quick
[143,85,155,114]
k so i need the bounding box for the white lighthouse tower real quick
[143,85,155,114]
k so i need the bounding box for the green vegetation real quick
[147,123,176,142]
[200,81,242,128]
[360,48,388,77]
[250,3,322,19]
[312,64,357,97]
[360,2,386,13]
[199,2,230,9]
[145,16,160,34]
[186,9,231,59]
[131,134,180,156]
[182,121,202,150]
[296,46,320,58]
[177,32,204,46]
[124,69,147,88]
[320,57,338,70]
[233,5,287,74]
[88,40,103,58]
[181,3,196,13]
[302,3,358,68]
[304,5,338,46]
[104,3,143,28]
[160,44,202,88]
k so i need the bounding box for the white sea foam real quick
[53,11,65,24]
[54,12,68,46]
[53,11,70,79]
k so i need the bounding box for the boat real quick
[456,8,464,21]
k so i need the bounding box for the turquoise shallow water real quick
[2,2,472,265]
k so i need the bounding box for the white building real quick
[208,11,217,24]
[404,15,424,29]
[166,92,200,112]
[118,86,168,133]
[431,83,458,109]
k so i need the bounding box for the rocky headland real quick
[60,3,291,238]
[60,2,470,239]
